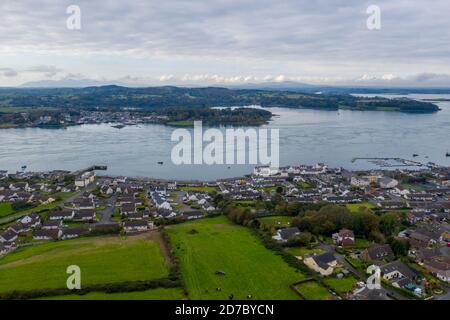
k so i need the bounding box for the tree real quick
[380,212,400,237]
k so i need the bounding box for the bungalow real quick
[128,212,145,220]
[332,229,355,247]
[272,227,300,242]
[380,261,419,288]
[33,229,62,240]
[150,191,172,210]
[0,229,18,243]
[48,210,75,221]
[304,252,338,276]
[120,203,137,215]
[422,256,450,282]
[42,220,63,230]
[123,220,150,233]
[8,222,27,234]
[361,244,394,262]
[61,227,87,240]
[73,198,95,210]
[74,210,96,222]
[182,211,203,220]
[19,214,41,229]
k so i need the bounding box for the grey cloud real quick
[0,68,18,78]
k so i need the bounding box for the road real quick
[96,194,117,224]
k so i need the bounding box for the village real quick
[0,163,449,300]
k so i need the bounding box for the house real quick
[182,211,203,220]
[42,220,63,230]
[361,244,394,262]
[48,210,75,221]
[0,243,7,255]
[74,210,96,222]
[33,229,62,240]
[75,171,96,187]
[73,198,95,210]
[0,229,18,243]
[150,191,172,210]
[19,214,41,229]
[351,176,370,188]
[123,220,151,233]
[128,212,145,220]
[378,177,399,189]
[120,203,137,215]
[422,256,450,282]
[8,222,27,234]
[61,227,87,240]
[380,261,418,288]
[304,252,338,276]
[332,229,355,247]
[272,227,300,242]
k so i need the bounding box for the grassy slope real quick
[167,216,305,300]
[0,234,169,293]
[295,280,331,300]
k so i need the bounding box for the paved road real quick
[96,194,117,224]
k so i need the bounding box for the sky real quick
[0,0,450,87]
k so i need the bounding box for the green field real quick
[258,215,292,229]
[0,203,14,217]
[294,280,331,300]
[345,202,376,213]
[167,216,305,300]
[37,288,186,300]
[324,276,358,295]
[0,233,169,293]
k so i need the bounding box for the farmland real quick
[0,233,169,293]
[167,216,305,300]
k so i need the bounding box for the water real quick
[0,94,449,180]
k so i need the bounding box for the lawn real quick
[258,215,292,229]
[324,276,358,295]
[345,202,376,213]
[0,203,14,217]
[294,280,331,300]
[167,216,305,300]
[0,233,169,293]
[37,288,186,300]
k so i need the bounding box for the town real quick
[0,163,449,300]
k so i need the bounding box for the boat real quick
[21,165,27,170]
[446,152,450,157]
[111,124,125,129]
[157,161,164,165]
[413,154,419,157]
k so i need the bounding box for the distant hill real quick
[0,85,440,113]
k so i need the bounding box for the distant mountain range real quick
[18,79,450,94]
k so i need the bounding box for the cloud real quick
[0,68,18,78]
[25,65,62,77]
[0,1,450,85]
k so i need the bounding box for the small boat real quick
[21,165,27,170]
[446,152,450,157]
[412,154,419,157]
[157,161,164,165]
[112,124,125,129]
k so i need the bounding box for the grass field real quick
[345,202,376,213]
[258,215,292,229]
[294,280,331,300]
[37,288,186,300]
[0,233,169,293]
[0,203,14,217]
[324,276,358,295]
[167,216,305,300]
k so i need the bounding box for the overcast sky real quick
[0,0,449,87]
